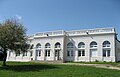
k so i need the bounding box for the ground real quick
[0,61,120,77]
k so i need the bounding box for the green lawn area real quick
[0,61,120,77]
[68,61,120,67]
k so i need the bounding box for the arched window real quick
[55,42,61,48]
[67,42,74,57]
[90,41,97,48]
[36,43,41,49]
[45,43,51,48]
[90,41,97,57]
[67,42,74,48]
[78,42,85,48]
[103,41,110,48]
[78,42,85,57]
[102,41,111,57]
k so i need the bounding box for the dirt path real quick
[60,63,120,70]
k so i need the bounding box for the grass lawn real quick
[68,61,120,67]
[0,61,120,77]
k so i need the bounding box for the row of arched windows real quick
[30,41,111,49]
[30,42,61,49]
[67,41,111,48]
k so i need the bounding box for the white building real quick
[7,27,120,62]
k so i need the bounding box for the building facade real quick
[7,27,120,62]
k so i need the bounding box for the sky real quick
[0,0,120,38]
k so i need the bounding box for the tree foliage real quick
[0,19,28,66]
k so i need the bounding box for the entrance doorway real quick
[55,50,60,60]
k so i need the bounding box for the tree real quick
[0,19,28,66]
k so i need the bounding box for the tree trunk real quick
[2,50,7,66]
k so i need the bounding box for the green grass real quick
[67,61,120,67]
[0,61,120,77]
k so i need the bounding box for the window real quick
[55,50,60,57]
[45,43,51,48]
[90,41,97,48]
[67,50,73,56]
[67,50,70,56]
[103,41,111,48]
[102,41,111,57]
[78,50,85,57]
[23,52,27,56]
[36,43,41,49]
[45,50,50,57]
[30,51,33,57]
[103,49,110,57]
[16,51,20,56]
[78,42,85,48]
[55,51,58,57]
[36,50,41,56]
[67,42,74,48]
[48,50,50,56]
[55,42,61,48]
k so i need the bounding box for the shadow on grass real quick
[0,63,58,72]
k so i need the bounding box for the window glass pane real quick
[36,50,40,56]
[78,42,85,48]
[45,50,47,56]
[30,52,33,56]
[55,42,61,48]
[48,50,50,56]
[103,50,106,57]
[103,41,110,47]
[67,51,70,56]
[78,50,81,56]
[67,42,74,48]
[39,51,41,56]
[82,50,85,56]
[90,41,97,48]
[107,50,110,57]
[71,50,73,56]
[45,43,51,48]
[55,50,58,57]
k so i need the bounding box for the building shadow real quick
[0,63,58,72]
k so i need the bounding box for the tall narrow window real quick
[78,42,85,57]
[45,50,50,57]
[102,41,111,57]
[36,43,41,57]
[90,41,97,57]
[67,42,74,57]
[36,50,41,56]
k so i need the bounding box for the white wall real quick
[7,32,117,62]
[65,33,115,62]
[115,40,120,62]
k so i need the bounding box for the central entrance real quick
[55,50,60,60]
